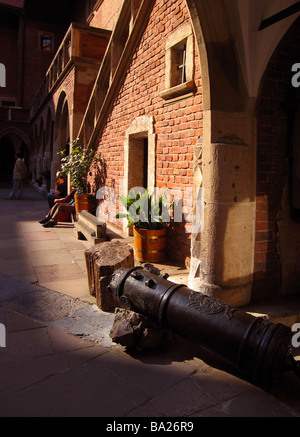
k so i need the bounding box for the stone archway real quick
[53,92,70,189]
[0,136,15,182]
[185,0,300,306]
[254,17,300,299]
[0,128,31,182]
[37,116,45,183]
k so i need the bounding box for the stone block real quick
[85,240,134,312]
[110,308,173,351]
[75,211,107,245]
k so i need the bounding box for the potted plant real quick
[116,188,173,262]
[58,139,102,214]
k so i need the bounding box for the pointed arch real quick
[46,107,54,160]
[0,127,31,148]
[51,91,71,187]
[54,91,67,141]
[0,128,31,181]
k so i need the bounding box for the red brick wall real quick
[0,11,19,103]
[90,0,203,266]
[23,19,67,108]
[254,17,300,299]
[0,9,69,108]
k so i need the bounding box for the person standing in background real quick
[6,152,27,200]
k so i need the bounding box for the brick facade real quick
[0,11,19,103]
[0,7,67,108]
[89,0,203,266]
[22,18,66,108]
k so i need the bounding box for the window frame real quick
[159,23,196,102]
[1,98,16,107]
[38,31,54,53]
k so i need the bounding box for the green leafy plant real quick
[116,188,173,230]
[57,139,102,194]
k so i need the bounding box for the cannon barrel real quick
[108,266,300,389]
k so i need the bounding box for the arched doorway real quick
[254,17,300,299]
[185,0,300,305]
[52,92,70,189]
[0,136,15,182]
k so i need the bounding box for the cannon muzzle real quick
[108,266,300,389]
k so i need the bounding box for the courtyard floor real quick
[0,181,299,418]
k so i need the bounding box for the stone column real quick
[189,108,257,307]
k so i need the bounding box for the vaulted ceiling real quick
[188,0,300,107]
[231,0,300,96]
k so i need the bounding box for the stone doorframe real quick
[123,116,156,234]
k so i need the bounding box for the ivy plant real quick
[57,139,102,194]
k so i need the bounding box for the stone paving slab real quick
[0,273,38,303]
[0,238,25,249]
[34,263,85,283]
[0,276,88,323]
[38,278,91,299]
[49,304,116,347]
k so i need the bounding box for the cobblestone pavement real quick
[0,182,299,418]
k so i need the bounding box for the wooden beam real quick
[259,2,300,31]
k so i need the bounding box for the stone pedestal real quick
[85,240,134,311]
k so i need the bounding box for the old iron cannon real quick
[108,265,300,389]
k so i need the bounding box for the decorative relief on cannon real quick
[188,291,237,320]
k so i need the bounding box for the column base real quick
[188,275,252,308]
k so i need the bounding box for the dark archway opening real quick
[0,137,15,182]
[254,17,300,299]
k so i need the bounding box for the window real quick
[171,41,187,87]
[178,44,187,84]
[1,100,15,107]
[0,63,6,88]
[39,32,54,52]
[41,36,52,52]
[159,23,195,101]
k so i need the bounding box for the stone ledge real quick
[158,80,196,101]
